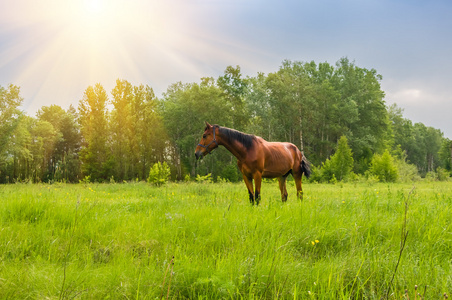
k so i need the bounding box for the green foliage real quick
[0,84,23,156]
[332,136,354,180]
[219,164,240,182]
[147,161,171,186]
[438,138,452,172]
[162,77,234,180]
[1,60,450,183]
[78,84,110,181]
[425,167,451,182]
[392,145,421,182]
[79,175,91,184]
[389,104,444,176]
[394,159,421,183]
[195,173,213,183]
[368,150,398,182]
[318,136,354,182]
[306,164,322,183]
[436,167,450,181]
[217,65,249,131]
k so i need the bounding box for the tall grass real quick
[0,181,451,299]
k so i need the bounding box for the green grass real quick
[0,181,451,299]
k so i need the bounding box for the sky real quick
[1,0,451,138]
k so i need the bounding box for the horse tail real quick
[301,154,311,178]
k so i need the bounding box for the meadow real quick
[0,181,451,299]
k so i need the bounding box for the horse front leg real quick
[278,176,288,202]
[253,172,262,205]
[242,174,255,204]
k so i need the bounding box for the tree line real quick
[1,58,451,183]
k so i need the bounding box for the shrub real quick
[395,159,421,182]
[147,162,171,186]
[79,175,91,184]
[220,164,239,182]
[437,167,450,181]
[318,136,354,182]
[391,145,420,182]
[368,150,398,182]
[425,171,437,182]
[425,167,451,182]
[307,164,322,183]
[195,173,212,183]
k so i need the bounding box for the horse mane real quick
[217,126,255,150]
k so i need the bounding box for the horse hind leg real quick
[294,172,303,201]
[278,176,288,202]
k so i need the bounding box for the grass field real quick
[0,181,451,299]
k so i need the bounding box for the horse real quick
[195,122,311,205]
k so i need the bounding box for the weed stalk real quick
[160,256,175,300]
[384,186,415,299]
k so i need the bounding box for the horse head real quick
[195,122,219,160]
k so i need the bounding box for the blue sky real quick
[1,0,451,138]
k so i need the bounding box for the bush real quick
[147,162,171,186]
[368,150,398,182]
[195,173,212,183]
[306,164,321,183]
[395,159,421,182]
[220,164,239,182]
[425,167,451,182]
[79,175,91,184]
[437,167,451,181]
[318,136,354,182]
[392,145,420,182]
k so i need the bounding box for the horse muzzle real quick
[195,150,204,160]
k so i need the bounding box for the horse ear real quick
[205,122,212,129]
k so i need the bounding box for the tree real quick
[331,136,354,181]
[305,61,344,163]
[0,84,23,148]
[110,79,134,181]
[6,115,32,182]
[438,138,452,174]
[35,105,66,181]
[30,119,58,181]
[132,84,166,180]
[265,60,316,152]
[217,65,249,131]
[78,84,111,181]
[57,106,81,182]
[0,84,24,181]
[245,72,272,140]
[333,58,391,172]
[407,123,443,176]
[161,77,233,179]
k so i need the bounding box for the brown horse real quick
[195,122,310,204]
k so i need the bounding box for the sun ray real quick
[1,0,257,112]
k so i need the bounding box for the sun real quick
[84,0,103,15]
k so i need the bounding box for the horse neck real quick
[217,132,248,161]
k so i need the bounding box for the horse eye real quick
[203,135,207,139]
